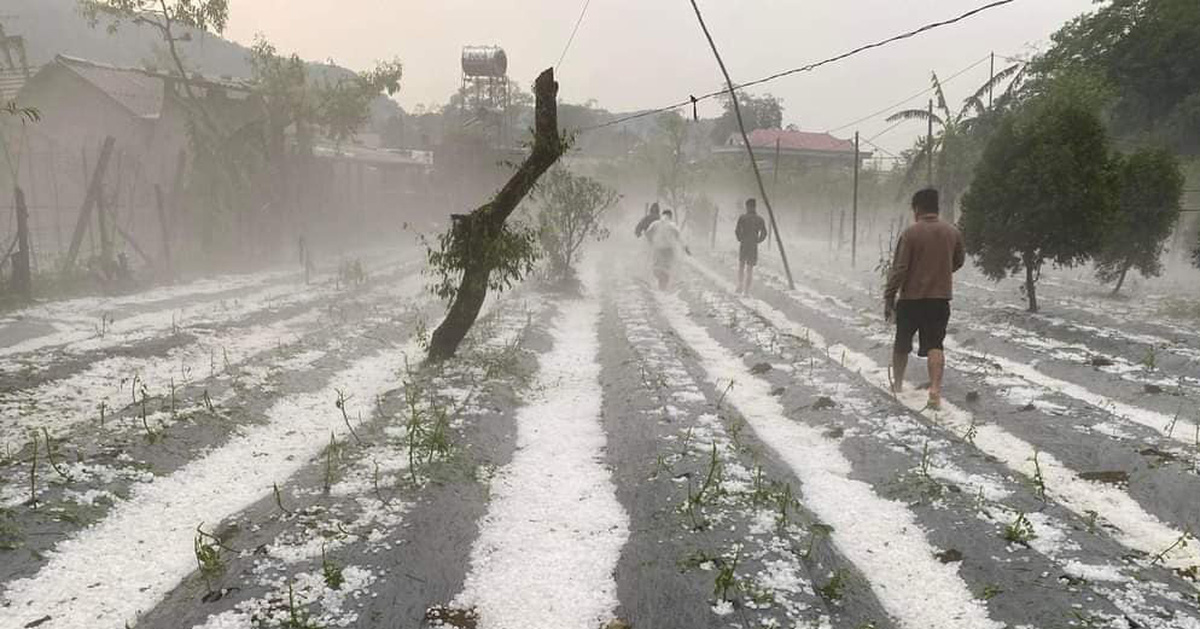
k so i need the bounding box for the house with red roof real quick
[715,128,870,169]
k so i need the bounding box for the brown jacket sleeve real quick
[884,234,909,303]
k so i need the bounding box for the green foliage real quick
[961,78,1119,310]
[423,217,540,303]
[1003,511,1036,544]
[888,66,1025,219]
[79,0,230,35]
[534,167,617,283]
[710,92,783,144]
[1095,148,1184,289]
[1034,0,1200,154]
[250,37,403,147]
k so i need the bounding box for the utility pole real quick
[926,99,934,187]
[769,137,781,251]
[852,131,859,268]
[687,0,795,289]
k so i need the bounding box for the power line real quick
[556,0,594,71]
[580,0,1018,132]
[826,54,991,134]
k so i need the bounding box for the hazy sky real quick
[225,0,1096,155]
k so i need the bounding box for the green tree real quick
[1034,0,1200,154]
[960,89,1119,312]
[710,92,782,144]
[535,167,617,285]
[1095,148,1184,295]
[886,66,1022,222]
[650,111,695,215]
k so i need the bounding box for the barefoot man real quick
[884,188,965,409]
[735,198,768,296]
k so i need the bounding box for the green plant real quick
[321,543,345,590]
[1031,450,1048,502]
[1142,346,1159,371]
[194,523,226,592]
[818,569,847,602]
[283,579,323,628]
[1149,528,1193,567]
[980,583,1003,601]
[27,432,39,509]
[963,415,979,444]
[335,389,363,446]
[919,440,933,478]
[323,432,338,495]
[713,546,742,602]
[534,167,617,284]
[273,482,294,516]
[1003,511,1036,545]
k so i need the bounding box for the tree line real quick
[893,0,1197,312]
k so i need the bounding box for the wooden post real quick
[114,223,154,266]
[154,184,173,279]
[926,99,934,187]
[852,131,860,268]
[769,137,781,252]
[96,180,113,267]
[711,205,720,249]
[48,146,64,255]
[12,186,32,299]
[65,136,116,269]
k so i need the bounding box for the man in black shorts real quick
[735,198,768,295]
[884,188,965,409]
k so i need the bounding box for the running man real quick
[735,198,768,295]
[884,188,965,410]
[635,202,662,239]
[646,209,688,290]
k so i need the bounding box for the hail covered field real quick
[0,231,1196,629]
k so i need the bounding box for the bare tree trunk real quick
[1111,265,1129,297]
[13,186,31,300]
[427,68,563,362]
[1024,258,1039,313]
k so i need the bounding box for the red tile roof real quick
[734,128,856,154]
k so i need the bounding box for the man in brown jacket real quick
[884,188,965,409]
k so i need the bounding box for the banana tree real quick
[887,64,1024,223]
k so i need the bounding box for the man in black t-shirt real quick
[735,198,768,295]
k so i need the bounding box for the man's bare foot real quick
[927,392,942,410]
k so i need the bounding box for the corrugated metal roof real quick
[0,67,27,103]
[57,55,165,118]
[49,55,256,120]
[736,128,857,154]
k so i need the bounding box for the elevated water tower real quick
[460,46,510,146]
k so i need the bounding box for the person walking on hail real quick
[884,188,965,410]
[635,202,662,239]
[646,209,689,290]
[735,198,768,296]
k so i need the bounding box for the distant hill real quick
[4,0,402,122]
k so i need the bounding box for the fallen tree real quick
[426,68,565,361]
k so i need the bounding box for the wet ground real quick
[0,241,1197,629]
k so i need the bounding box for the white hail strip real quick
[454,297,629,629]
[0,335,425,629]
[0,256,421,361]
[657,292,1002,629]
[755,264,1200,448]
[689,261,1200,570]
[0,273,426,447]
